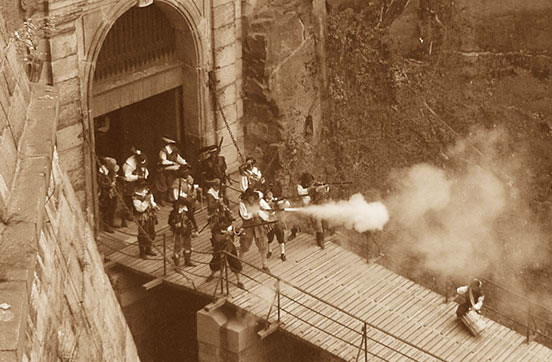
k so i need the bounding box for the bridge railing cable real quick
[220,251,446,362]
[445,276,552,345]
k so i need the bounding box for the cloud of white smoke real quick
[384,126,548,281]
[290,193,390,232]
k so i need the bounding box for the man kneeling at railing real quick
[456,278,487,336]
[206,218,245,290]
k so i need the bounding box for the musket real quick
[316,181,353,186]
[278,194,310,200]
[279,181,353,200]
[198,220,211,234]
[240,220,278,229]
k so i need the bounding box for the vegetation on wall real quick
[322,0,552,337]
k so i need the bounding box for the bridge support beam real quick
[197,306,270,362]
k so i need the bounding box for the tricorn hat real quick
[240,187,259,200]
[198,144,219,154]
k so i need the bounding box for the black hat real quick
[300,172,314,188]
[136,178,148,188]
[240,188,259,200]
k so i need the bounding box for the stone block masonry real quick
[0,15,140,361]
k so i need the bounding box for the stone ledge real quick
[0,83,58,362]
[7,84,59,221]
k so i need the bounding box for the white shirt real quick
[297,184,311,206]
[132,190,157,212]
[123,156,149,182]
[457,286,485,311]
[207,187,220,201]
[239,197,270,221]
[159,144,187,170]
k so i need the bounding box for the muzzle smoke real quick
[289,193,390,232]
[385,127,548,281]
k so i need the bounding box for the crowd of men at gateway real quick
[97,136,486,334]
[96,136,332,288]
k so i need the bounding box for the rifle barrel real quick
[241,220,278,229]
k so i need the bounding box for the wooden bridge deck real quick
[99,205,552,362]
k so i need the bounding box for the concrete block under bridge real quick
[197,300,341,362]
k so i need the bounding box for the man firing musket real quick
[288,173,349,248]
[280,180,353,200]
[199,138,231,204]
[239,188,272,272]
[263,185,291,261]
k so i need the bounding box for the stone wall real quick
[241,0,325,168]
[212,0,246,171]
[0,14,140,360]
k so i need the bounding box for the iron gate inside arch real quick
[94,5,177,82]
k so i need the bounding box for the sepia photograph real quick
[1,0,552,361]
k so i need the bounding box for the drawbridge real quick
[99,200,552,361]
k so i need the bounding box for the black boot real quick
[316,232,325,249]
[184,252,196,267]
[121,218,128,228]
[139,247,148,260]
[289,227,298,241]
[172,255,180,266]
[146,247,157,256]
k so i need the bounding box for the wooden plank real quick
[142,277,164,290]
[483,329,521,361]
[501,339,540,362]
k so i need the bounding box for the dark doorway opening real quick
[94,87,183,172]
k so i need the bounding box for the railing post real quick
[363,323,368,362]
[445,278,449,303]
[163,233,167,276]
[219,251,224,295]
[224,253,229,295]
[277,279,281,324]
[526,302,532,343]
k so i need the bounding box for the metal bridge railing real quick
[208,250,446,362]
[445,277,552,345]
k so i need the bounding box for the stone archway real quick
[82,0,210,228]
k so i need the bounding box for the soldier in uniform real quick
[239,157,265,193]
[456,279,485,318]
[122,148,149,227]
[239,188,271,272]
[263,186,290,261]
[200,145,230,204]
[97,157,119,233]
[205,216,245,290]
[289,172,329,249]
[154,136,188,205]
[132,179,159,259]
[168,198,195,267]
[170,165,200,235]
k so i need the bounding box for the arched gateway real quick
[87,1,206,164]
[46,0,243,228]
